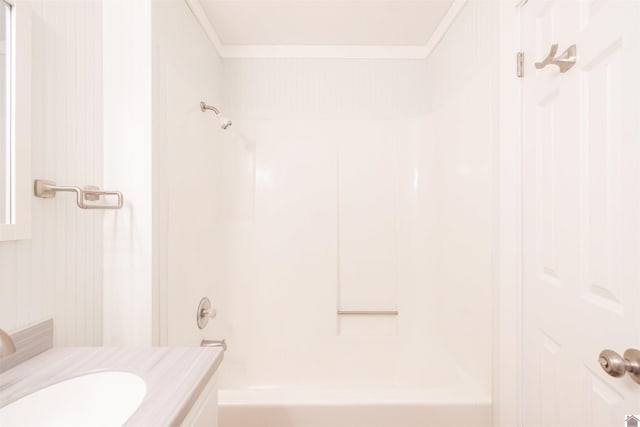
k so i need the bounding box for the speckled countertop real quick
[0,346,224,426]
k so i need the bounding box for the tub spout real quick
[0,328,16,356]
[201,338,227,352]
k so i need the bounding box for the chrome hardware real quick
[0,328,16,356]
[201,339,227,351]
[515,0,529,8]
[534,44,577,73]
[197,297,216,329]
[34,179,123,210]
[598,349,640,384]
[337,310,398,316]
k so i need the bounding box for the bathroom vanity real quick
[0,320,223,426]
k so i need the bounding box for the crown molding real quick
[184,0,467,59]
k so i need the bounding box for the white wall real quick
[424,0,498,392]
[102,0,153,346]
[0,0,104,345]
[215,59,457,389]
[212,1,498,394]
[0,7,6,224]
[152,0,225,346]
[151,0,497,396]
[223,59,428,120]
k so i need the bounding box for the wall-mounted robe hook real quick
[535,44,577,73]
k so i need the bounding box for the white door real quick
[522,0,640,426]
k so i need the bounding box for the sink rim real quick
[0,346,224,426]
[0,370,148,426]
[1,369,147,409]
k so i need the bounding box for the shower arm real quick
[200,101,221,115]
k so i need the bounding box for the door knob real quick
[598,349,640,384]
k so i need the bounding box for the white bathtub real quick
[218,380,491,427]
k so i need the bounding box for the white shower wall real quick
[211,1,497,394]
[151,0,226,347]
[425,1,498,390]
[216,117,448,388]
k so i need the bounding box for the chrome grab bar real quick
[337,310,398,316]
[201,339,227,351]
[34,179,123,210]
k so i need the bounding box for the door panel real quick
[522,1,640,426]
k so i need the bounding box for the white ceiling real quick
[198,0,455,47]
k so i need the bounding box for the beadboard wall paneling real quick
[222,58,429,120]
[0,0,103,346]
[423,0,499,112]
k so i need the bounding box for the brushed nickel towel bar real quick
[34,179,123,210]
[337,310,399,316]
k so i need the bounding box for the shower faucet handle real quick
[196,297,216,329]
[202,307,216,318]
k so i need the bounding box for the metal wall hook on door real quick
[535,44,577,73]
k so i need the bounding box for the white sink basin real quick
[0,371,147,427]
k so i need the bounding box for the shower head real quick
[219,116,232,130]
[200,101,233,130]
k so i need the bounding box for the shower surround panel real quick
[218,115,446,391]
[154,2,497,426]
[214,0,496,402]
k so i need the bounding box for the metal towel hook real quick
[535,43,577,73]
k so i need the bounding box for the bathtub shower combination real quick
[155,1,498,426]
[1,0,637,425]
